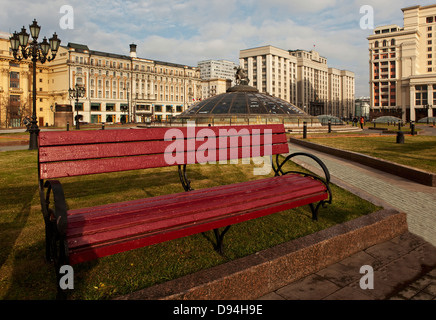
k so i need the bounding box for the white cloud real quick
[3,0,436,97]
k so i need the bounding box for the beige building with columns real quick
[0,32,55,128]
[239,45,355,118]
[368,4,436,122]
[0,33,201,128]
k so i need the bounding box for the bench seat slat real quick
[66,175,315,235]
[66,174,327,264]
[39,143,289,179]
[67,174,310,221]
[39,134,288,163]
[39,124,287,147]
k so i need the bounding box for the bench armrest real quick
[40,179,68,236]
[273,152,332,206]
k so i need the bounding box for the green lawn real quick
[305,135,436,173]
[0,150,379,300]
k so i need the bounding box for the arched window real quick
[383,40,387,47]
[375,41,379,48]
[391,39,395,46]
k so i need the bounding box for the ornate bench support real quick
[213,226,231,255]
[39,179,70,298]
[272,152,333,220]
[178,165,194,191]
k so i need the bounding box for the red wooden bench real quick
[37,124,331,295]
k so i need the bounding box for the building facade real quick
[198,59,238,83]
[200,78,232,100]
[198,59,237,100]
[0,35,201,128]
[0,32,54,128]
[355,97,370,118]
[368,4,436,122]
[239,45,355,118]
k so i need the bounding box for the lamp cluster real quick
[69,84,86,130]
[9,19,61,150]
[10,19,61,63]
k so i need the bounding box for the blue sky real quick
[1,0,436,97]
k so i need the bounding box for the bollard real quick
[396,131,404,144]
[102,122,105,130]
[411,122,415,136]
[303,122,307,139]
[398,121,401,131]
[66,121,69,131]
[328,120,332,133]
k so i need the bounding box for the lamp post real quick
[424,104,431,124]
[69,84,86,130]
[123,83,130,123]
[9,19,61,150]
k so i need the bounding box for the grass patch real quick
[0,150,379,300]
[305,135,436,173]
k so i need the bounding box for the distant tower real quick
[130,43,137,58]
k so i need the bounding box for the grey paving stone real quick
[275,274,341,300]
[323,286,374,300]
[257,292,286,300]
[316,262,362,287]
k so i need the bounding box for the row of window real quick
[374,39,395,48]
[74,56,197,78]
[74,103,183,113]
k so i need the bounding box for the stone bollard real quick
[396,131,404,144]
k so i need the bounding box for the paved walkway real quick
[258,141,436,300]
[287,142,436,247]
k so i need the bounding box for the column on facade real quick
[247,57,253,86]
[409,85,416,121]
[428,84,434,118]
[266,54,272,95]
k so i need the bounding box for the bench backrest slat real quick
[39,124,289,180]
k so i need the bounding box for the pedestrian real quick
[23,116,31,131]
[360,116,364,129]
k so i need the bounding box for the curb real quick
[289,137,436,187]
[116,209,407,300]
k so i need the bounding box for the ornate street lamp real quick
[69,84,86,130]
[10,19,61,150]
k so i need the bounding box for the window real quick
[74,103,83,111]
[427,17,434,23]
[9,72,20,88]
[91,103,101,111]
[415,85,428,105]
